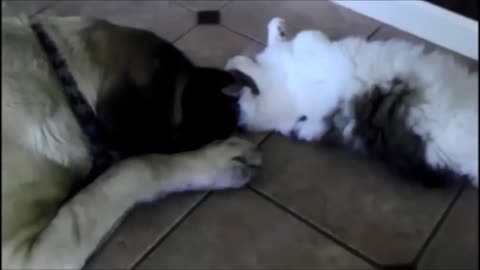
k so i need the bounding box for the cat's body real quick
[226,17,478,187]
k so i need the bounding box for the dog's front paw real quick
[201,137,262,189]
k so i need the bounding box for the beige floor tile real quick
[222,1,381,44]
[418,187,478,270]
[40,0,195,42]
[2,0,56,17]
[135,190,373,269]
[252,134,461,265]
[175,25,263,68]
[85,193,205,269]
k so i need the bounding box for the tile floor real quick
[3,1,478,269]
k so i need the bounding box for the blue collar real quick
[31,23,116,195]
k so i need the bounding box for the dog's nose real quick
[236,122,247,133]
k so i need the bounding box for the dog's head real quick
[172,67,242,152]
[95,33,247,155]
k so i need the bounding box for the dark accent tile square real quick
[197,10,221,25]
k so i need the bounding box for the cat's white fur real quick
[227,17,478,186]
[2,16,261,269]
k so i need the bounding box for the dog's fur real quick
[2,16,262,269]
[226,17,477,187]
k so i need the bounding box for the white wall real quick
[331,0,478,60]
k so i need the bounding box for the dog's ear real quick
[221,83,245,98]
[225,69,260,96]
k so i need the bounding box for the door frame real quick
[332,0,478,60]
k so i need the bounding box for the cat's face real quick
[223,67,303,138]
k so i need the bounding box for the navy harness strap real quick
[31,23,116,194]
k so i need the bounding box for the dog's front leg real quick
[8,137,261,270]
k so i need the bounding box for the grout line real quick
[247,186,382,269]
[171,0,194,13]
[129,131,271,269]
[220,23,266,46]
[29,0,59,18]
[367,24,384,40]
[168,0,198,44]
[219,0,232,11]
[173,23,197,44]
[257,132,274,147]
[128,192,212,269]
[410,184,466,266]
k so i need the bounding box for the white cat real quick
[226,17,478,187]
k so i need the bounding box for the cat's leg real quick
[3,137,261,269]
[224,19,289,75]
[267,17,287,45]
[291,118,329,141]
[225,55,258,76]
[226,17,287,74]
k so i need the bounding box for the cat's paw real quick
[290,118,328,141]
[267,17,287,44]
[200,137,262,189]
[225,55,253,71]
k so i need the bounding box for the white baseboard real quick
[331,0,478,60]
